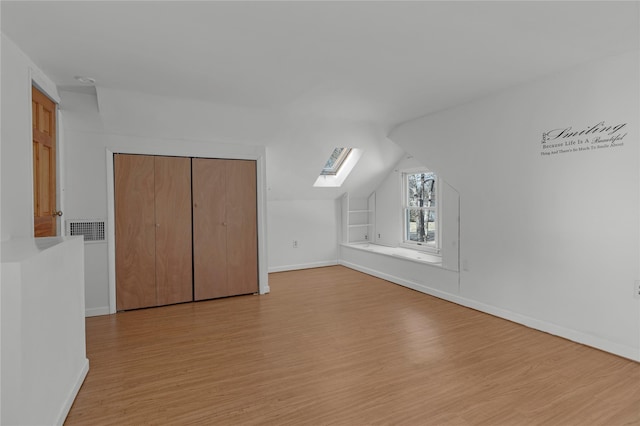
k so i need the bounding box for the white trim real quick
[54,358,89,426]
[398,239,440,255]
[85,306,110,317]
[57,109,66,237]
[30,66,60,104]
[341,242,447,269]
[339,259,640,362]
[28,69,36,237]
[106,150,116,314]
[106,144,269,314]
[268,260,338,273]
[256,155,270,294]
[637,5,640,362]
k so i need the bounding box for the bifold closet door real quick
[154,156,193,306]
[225,160,258,295]
[192,158,258,300]
[115,154,156,310]
[115,154,193,310]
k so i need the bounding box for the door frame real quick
[30,70,64,237]
[106,144,269,315]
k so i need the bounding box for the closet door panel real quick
[192,158,228,300]
[115,154,156,310]
[155,156,193,306]
[226,160,258,295]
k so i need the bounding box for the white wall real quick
[60,84,401,313]
[371,155,460,271]
[97,86,404,202]
[1,35,89,424]
[266,120,404,201]
[0,34,59,241]
[61,88,271,314]
[390,51,640,360]
[1,237,88,425]
[60,91,110,315]
[373,157,410,247]
[268,199,339,272]
[340,244,459,297]
[338,154,462,309]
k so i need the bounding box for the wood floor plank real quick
[65,266,640,425]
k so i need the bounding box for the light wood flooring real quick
[65,266,640,425]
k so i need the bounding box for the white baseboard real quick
[85,306,110,317]
[55,358,89,426]
[268,260,338,273]
[340,260,640,362]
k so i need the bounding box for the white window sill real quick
[341,242,442,267]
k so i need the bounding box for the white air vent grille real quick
[66,219,106,242]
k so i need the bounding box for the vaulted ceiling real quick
[2,1,638,199]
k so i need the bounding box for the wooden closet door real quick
[193,158,258,299]
[226,160,258,296]
[115,154,156,310]
[192,158,228,300]
[155,156,193,306]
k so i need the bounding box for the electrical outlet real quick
[293,240,298,248]
[364,234,368,240]
[635,280,640,299]
[462,259,469,271]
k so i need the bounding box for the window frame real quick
[320,147,352,176]
[400,169,441,255]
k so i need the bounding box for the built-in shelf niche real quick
[341,192,375,244]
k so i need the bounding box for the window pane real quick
[405,208,436,246]
[406,208,418,241]
[425,210,436,244]
[321,147,352,175]
[407,172,436,208]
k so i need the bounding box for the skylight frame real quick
[320,147,352,176]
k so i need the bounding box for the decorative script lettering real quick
[540,121,627,157]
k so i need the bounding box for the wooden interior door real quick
[154,156,193,306]
[32,86,58,237]
[226,160,258,295]
[115,154,156,310]
[192,158,228,300]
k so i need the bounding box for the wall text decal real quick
[540,121,627,157]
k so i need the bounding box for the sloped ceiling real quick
[2,1,638,199]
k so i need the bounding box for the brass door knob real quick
[52,210,63,217]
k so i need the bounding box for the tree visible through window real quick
[404,171,438,250]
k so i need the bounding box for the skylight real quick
[320,147,352,176]
[313,147,362,188]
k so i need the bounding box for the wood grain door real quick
[155,156,193,306]
[226,160,258,296]
[115,154,156,310]
[192,158,228,300]
[192,158,258,300]
[32,86,58,237]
